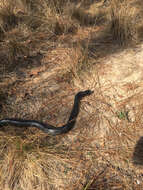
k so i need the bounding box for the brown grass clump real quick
[0,0,18,33]
[5,37,29,62]
[108,0,138,46]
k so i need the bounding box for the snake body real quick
[0,90,93,135]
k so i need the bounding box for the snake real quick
[0,90,93,135]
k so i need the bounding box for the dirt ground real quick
[0,0,143,190]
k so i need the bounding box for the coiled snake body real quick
[0,90,93,135]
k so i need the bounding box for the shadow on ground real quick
[132,136,143,165]
[0,52,44,107]
[72,9,106,27]
[78,23,139,62]
[0,52,43,77]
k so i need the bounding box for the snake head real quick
[76,90,94,99]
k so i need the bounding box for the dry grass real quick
[0,132,90,189]
[0,0,143,189]
[0,0,79,64]
[108,0,138,46]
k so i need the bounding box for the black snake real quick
[0,90,93,135]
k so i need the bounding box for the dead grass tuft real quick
[108,0,138,46]
[5,37,29,62]
[0,1,18,32]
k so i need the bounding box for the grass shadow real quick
[79,22,139,61]
[72,8,106,27]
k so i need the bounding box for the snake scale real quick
[0,90,93,135]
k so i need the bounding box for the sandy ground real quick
[0,1,143,189]
[0,40,143,189]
